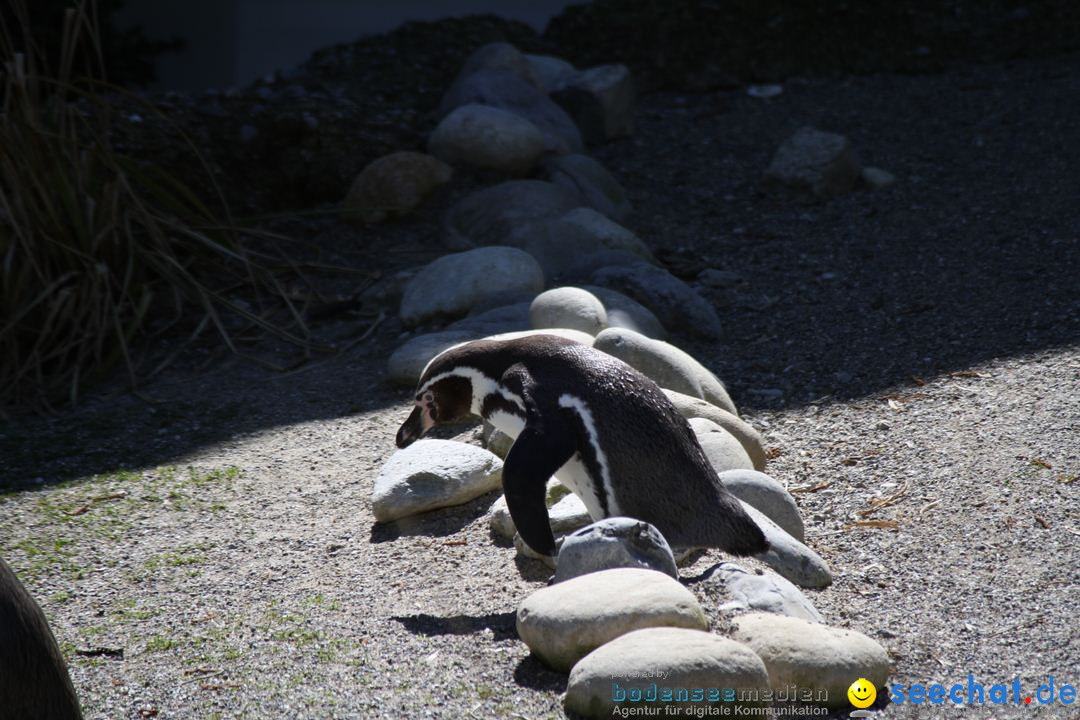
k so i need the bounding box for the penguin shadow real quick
[368,490,500,543]
[391,611,517,641]
[512,653,569,693]
[512,555,557,583]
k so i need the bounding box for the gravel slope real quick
[2,49,1079,720]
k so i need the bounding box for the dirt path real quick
[3,50,1079,720]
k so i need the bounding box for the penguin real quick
[396,334,768,558]
[0,557,83,720]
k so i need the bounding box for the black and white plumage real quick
[396,334,768,558]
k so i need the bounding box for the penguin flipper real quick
[503,422,576,557]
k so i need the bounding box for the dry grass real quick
[0,1,324,415]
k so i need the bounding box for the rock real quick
[529,287,608,336]
[763,126,861,200]
[489,480,573,541]
[524,53,578,92]
[689,418,755,473]
[554,517,678,583]
[444,180,580,249]
[446,303,531,335]
[371,440,502,522]
[580,285,667,340]
[552,64,636,144]
[386,331,476,387]
[562,250,649,282]
[454,42,543,90]
[400,246,544,327]
[565,627,770,717]
[514,492,593,562]
[591,262,723,339]
[718,470,804,541]
[862,166,896,189]
[711,563,822,623]
[662,390,765,470]
[505,208,652,280]
[593,328,735,413]
[341,151,452,223]
[515,568,707,672]
[428,104,545,176]
[465,291,539,316]
[697,268,740,289]
[481,420,515,459]
[741,501,832,589]
[539,154,631,222]
[438,69,583,153]
[732,613,890,710]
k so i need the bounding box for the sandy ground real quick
[2,46,1079,720]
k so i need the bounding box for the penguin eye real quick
[422,390,434,404]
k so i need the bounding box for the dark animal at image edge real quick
[0,557,83,720]
[395,335,768,557]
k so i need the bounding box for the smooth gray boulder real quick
[719,469,804,542]
[662,389,765,470]
[580,285,666,339]
[446,302,531,336]
[444,180,581,249]
[742,501,832,589]
[505,208,652,280]
[552,64,636,144]
[593,327,735,413]
[565,628,770,717]
[489,479,573,540]
[554,517,678,583]
[529,287,608,336]
[439,69,583,153]
[514,492,593,564]
[732,613,890,711]
[453,42,543,90]
[690,418,755,474]
[371,440,502,522]
[428,104,545,176]
[386,331,476,387]
[341,151,453,224]
[480,420,515,459]
[524,53,578,91]
[540,154,631,223]
[516,568,707,672]
[591,262,723,339]
[862,166,896,189]
[763,126,861,200]
[711,562,823,623]
[400,246,544,327]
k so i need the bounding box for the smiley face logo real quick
[848,678,876,708]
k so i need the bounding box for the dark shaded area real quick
[546,0,1080,88]
[368,490,500,542]
[391,611,517,641]
[512,653,569,692]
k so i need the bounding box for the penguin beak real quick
[396,406,425,448]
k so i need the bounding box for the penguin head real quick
[396,375,474,448]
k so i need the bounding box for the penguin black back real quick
[0,557,83,720]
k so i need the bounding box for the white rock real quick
[580,285,666,339]
[554,517,678,583]
[400,246,544,327]
[565,627,770,717]
[862,166,896,188]
[719,469,804,541]
[742,501,832,589]
[516,568,707,671]
[763,126,861,199]
[591,262,723,339]
[662,389,766,470]
[444,180,581,249]
[732,613,890,710]
[553,64,636,144]
[386,331,477,387]
[540,154,631,222]
[712,562,822,623]
[530,287,608,336]
[690,418,755,473]
[594,327,736,413]
[371,440,502,522]
[428,104,546,176]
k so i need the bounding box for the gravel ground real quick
[3,40,1080,720]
